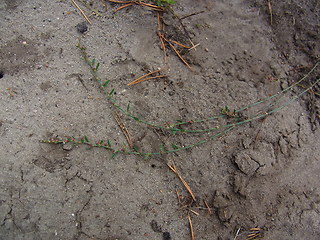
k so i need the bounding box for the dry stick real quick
[127,69,161,85]
[187,214,195,240]
[128,75,167,86]
[71,0,92,24]
[167,164,196,201]
[113,112,133,148]
[267,0,273,25]
[168,42,195,71]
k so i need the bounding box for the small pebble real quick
[76,22,88,34]
[162,232,171,240]
[63,143,73,151]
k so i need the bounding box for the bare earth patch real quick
[0,0,319,239]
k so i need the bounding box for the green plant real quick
[41,42,320,158]
[152,0,176,7]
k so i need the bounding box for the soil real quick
[0,0,319,239]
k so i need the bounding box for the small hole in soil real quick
[0,71,4,79]
[151,164,156,168]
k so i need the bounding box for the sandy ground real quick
[0,0,319,239]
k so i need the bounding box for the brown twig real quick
[113,112,133,148]
[187,214,195,240]
[167,164,196,201]
[71,0,92,24]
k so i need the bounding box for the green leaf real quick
[170,128,178,135]
[133,145,139,152]
[171,143,179,150]
[160,144,165,153]
[107,140,111,147]
[84,136,89,142]
[143,153,152,160]
[126,103,130,112]
[103,80,110,87]
[95,62,100,71]
[166,0,176,4]
[91,59,95,67]
[99,140,104,145]
[132,116,139,121]
[111,152,118,159]
[109,88,115,95]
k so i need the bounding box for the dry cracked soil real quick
[0,0,320,239]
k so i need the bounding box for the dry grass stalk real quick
[167,164,196,201]
[187,214,195,240]
[71,0,92,24]
[113,112,133,148]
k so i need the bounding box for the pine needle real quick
[71,0,92,24]
[167,164,196,201]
